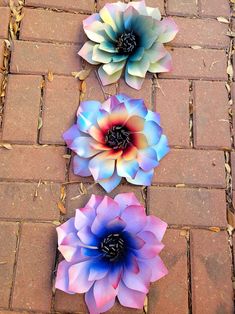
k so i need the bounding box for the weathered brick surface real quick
[148,187,227,227]
[40,76,80,144]
[193,81,231,149]
[25,0,95,12]
[191,230,234,313]
[145,0,165,14]
[155,79,190,147]
[148,229,188,314]
[199,0,230,17]
[172,17,229,49]
[12,223,57,312]
[161,48,227,80]
[2,75,42,144]
[66,183,145,218]
[153,149,226,188]
[0,39,5,68]
[167,0,198,16]
[118,77,152,109]
[231,152,235,190]
[0,145,66,181]
[0,182,60,220]
[20,8,88,44]
[0,222,18,308]
[10,40,81,75]
[0,7,10,39]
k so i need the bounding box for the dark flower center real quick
[105,125,131,150]
[100,233,125,262]
[117,31,137,54]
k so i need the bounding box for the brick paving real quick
[0,0,234,314]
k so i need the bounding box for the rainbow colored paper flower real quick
[55,193,168,313]
[78,0,178,90]
[63,94,169,192]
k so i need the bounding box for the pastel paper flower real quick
[55,193,168,314]
[78,0,178,90]
[63,94,170,193]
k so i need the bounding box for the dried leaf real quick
[217,16,229,24]
[208,227,220,232]
[60,186,66,202]
[227,64,234,78]
[81,80,87,93]
[0,143,13,150]
[72,69,91,80]
[38,117,43,129]
[231,0,235,4]
[225,163,231,173]
[227,210,235,228]
[15,13,24,22]
[144,296,148,313]
[191,45,202,49]
[52,220,61,226]
[47,71,54,82]
[57,201,67,214]
[175,184,186,188]
[63,154,71,159]
[225,82,231,93]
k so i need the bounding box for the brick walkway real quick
[0,0,235,313]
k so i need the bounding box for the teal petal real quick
[129,47,145,62]
[98,65,123,86]
[148,52,172,73]
[92,45,112,64]
[99,41,117,53]
[112,54,128,62]
[123,6,138,31]
[125,68,145,90]
[145,42,167,63]
[127,55,150,78]
[78,41,99,65]
[103,60,126,75]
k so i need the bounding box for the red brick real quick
[155,79,189,147]
[200,0,230,17]
[25,0,95,12]
[0,0,8,6]
[193,81,231,149]
[10,40,81,76]
[145,0,165,14]
[12,223,56,312]
[191,230,234,314]
[160,48,227,80]
[40,76,80,144]
[153,149,226,188]
[172,17,229,49]
[0,222,18,308]
[0,7,10,39]
[0,182,60,220]
[2,75,42,144]
[20,8,88,44]
[231,152,235,190]
[118,77,153,109]
[167,0,198,16]
[83,70,116,102]
[148,229,188,314]
[148,187,227,227]
[97,0,124,10]
[0,145,66,181]
[0,39,5,68]
[65,183,145,218]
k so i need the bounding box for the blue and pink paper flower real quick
[78,0,178,89]
[55,193,168,314]
[63,94,169,192]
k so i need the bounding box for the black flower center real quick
[105,125,131,150]
[100,233,125,262]
[117,31,137,54]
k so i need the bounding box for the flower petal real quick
[133,133,148,149]
[147,255,168,282]
[85,286,116,314]
[138,147,159,172]
[118,280,146,309]
[98,170,122,193]
[143,215,168,242]
[70,137,100,158]
[86,195,104,212]
[77,225,99,246]
[125,68,145,90]
[124,98,148,118]
[148,52,173,73]
[145,110,161,124]
[57,218,76,246]
[103,60,126,75]
[146,6,161,20]
[73,155,91,177]
[109,265,123,289]
[125,115,145,132]
[117,157,139,179]
[122,145,138,161]
[158,17,179,43]
[97,195,120,217]
[153,134,170,161]
[83,15,107,43]
[121,205,146,234]
[98,65,123,86]
[126,168,154,186]
[63,124,81,146]
[114,192,141,211]
[89,152,116,181]
[145,42,167,63]
[68,260,94,293]
[88,261,110,281]
[92,45,112,64]
[143,120,163,146]
[99,41,117,53]
[129,47,145,62]
[93,276,117,309]
[78,41,99,65]
[127,55,150,78]
[122,263,150,293]
[55,260,75,294]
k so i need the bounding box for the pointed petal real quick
[121,205,146,234]
[125,68,145,90]
[98,171,122,192]
[99,41,117,53]
[98,65,123,86]
[85,287,116,314]
[83,15,107,43]
[78,41,99,65]
[89,152,115,181]
[138,147,159,172]
[127,55,150,78]
[145,110,161,124]
[114,192,141,211]
[146,6,161,20]
[88,262,109,281]
[126,168,154,186]
[148,256,168,282]
[145,42,167,63]
[63,124,81,146]
[118,281,146,309]
[148,52,173,73]
[124,98,148,118]
[143,215,168,242]
[68,261,94,293]
[129,47,145,62]
[153,134,170,161]
[117,158,139,179]
[103,60,126,75]
[93,276,117,308]
[77,225,99,246]
[55,260,75,294]
[72,155,91,177]
[158,17,179,43]
[92,45,112,64]
[70,137,99,158]
[143,120,163,146]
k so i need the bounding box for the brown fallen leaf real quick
[217,16,229,24]
[227,209,235,228]
[72,69,91,80]
[227,63,234,78]
[81,80,87,94]
[175,183,186,188]
[0,143,13,150]
[63,154,71,159]
[60,186,66,203]
[208,227,220,232]
[38,117,43,130]
[191,45,202,49]
[52,220,61,226]
[57,201,67,215]
[47,71,54,82]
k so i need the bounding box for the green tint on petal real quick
[123,6,138,31]
[158,18,179,43]
[84,21,107,43]
[129,47,145,62]
[98,65,123,86]
[99,5,118,32]
[78,41,99,65]
[103,60,126,75]
[99,41,118,53]
[127,55,150,78]
[146,7,161,20]
[145,42,167,63]
[112,54,128,62]
[103,24,117,42]
[125,68,145,90]
[92,45,112,64]
[148,52,172,73]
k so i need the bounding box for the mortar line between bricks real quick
[24,5,93,15]
[189,80,194,148]
[37,75,45,144]
[8,222,22,309]
[186,231,192,314]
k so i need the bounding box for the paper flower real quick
[63,94,169,192]
[55,193,168,314]
[78,0,178,90]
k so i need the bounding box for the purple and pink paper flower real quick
[78,0,178,89]
[63,94,169,192]
[55,193,168,314]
